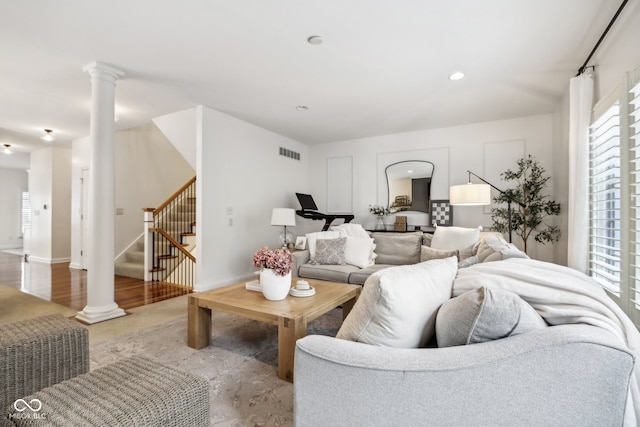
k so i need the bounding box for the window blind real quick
[589,103,622,294]
[628,80,640,309]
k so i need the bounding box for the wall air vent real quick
[279,147,301,161]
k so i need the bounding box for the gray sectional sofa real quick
[292,231,431,284]
[293,256,640,426]
[291,230,495,284]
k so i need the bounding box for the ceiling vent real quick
[279,147,300,161]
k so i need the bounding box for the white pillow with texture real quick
[306,230,344,259]
[344,236,375,268]
[431,226,480,253]
[336,256,458,348]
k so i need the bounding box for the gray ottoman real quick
[6,356,209,426]
[0,314,89,413]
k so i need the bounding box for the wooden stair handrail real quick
[153,176,196,216]
[149,227,196,262]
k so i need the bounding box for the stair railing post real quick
[143,208,155,282]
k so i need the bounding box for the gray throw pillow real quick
[420,245,459,262]
[435,286,547,347]
[312,237,347,265]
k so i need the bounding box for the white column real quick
[76,61,126,324]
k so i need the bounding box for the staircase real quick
[114,177,196,288]
[114,236,145,279]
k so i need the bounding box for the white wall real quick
[309,114,557,262]
[69,121,195,268]
[28,147,72,263]
[195,106,311,291]
[552,1,640,266]
[0,168,28,249]
[0,152,29,170]
[153,108,197,169]
[51,148,71,260]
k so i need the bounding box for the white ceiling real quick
[0,1,622,155]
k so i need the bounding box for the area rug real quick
[0,284,77,324]
[90,308,343,426]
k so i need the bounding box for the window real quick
[588,66,640,326]
[628,79,640,316]
[589,103,621,294]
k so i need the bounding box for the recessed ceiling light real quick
[449,72,465,81]
[307,35,324,45]
[296,106,309,111]
[2,144,13,155]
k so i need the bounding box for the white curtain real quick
[567,72,593,273]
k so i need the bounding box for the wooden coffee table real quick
[187,277,360,382]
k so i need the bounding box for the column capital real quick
[83,61,125,79]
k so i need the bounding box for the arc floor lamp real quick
[449,170,526,243]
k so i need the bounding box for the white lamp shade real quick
[449,183,491,206]
[271,208,296,226]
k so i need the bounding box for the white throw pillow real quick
[331,223,370,239]
[431,226,480,254]
[344,236,375,268]
[336,256,458,348]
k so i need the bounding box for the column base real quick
[76,303,126,324]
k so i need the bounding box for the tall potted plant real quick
[490,155,561,253]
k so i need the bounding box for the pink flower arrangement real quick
[253,247,293,276]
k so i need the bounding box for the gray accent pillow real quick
[370,231,422,265]
[435,286,547,347]
[475,235,529,263]
[312,237,347,265]
[420,245,459,262]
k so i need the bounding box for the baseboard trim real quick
[27,256,71,264]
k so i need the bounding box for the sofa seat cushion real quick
[369,231,423,265]
[298,263,361,283]
[347,264,393,285]
[337,257,458,348]
[436,286,547,347]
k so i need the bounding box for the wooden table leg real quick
[278,316,307,382]
[188,295,211,349]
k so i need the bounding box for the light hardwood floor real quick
[0,251,190,311]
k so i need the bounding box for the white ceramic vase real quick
[260,269,292,301]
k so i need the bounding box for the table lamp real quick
[271,208,296,248]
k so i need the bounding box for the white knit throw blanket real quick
[454,258,640,427]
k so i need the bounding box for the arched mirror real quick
[386,161,434,213]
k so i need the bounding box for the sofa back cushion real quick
[336,256,458,348]
[430,226,480,259]
[435,286,547,347]
[370,231,422,265]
